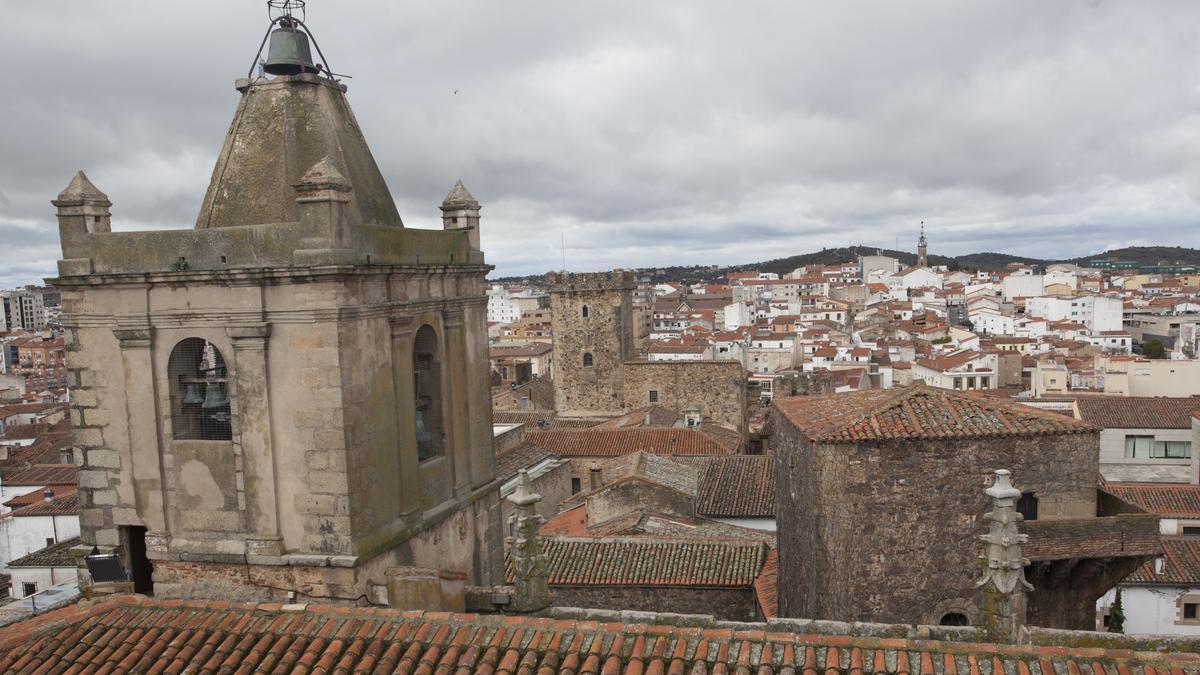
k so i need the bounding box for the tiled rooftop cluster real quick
[4,597,1200,674]
[520,537,768,587]
[773,385,1094,442]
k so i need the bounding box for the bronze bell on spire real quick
[263,19,318,76]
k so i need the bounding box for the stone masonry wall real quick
[548,271,635,418]
[622,361,747,433]
[774,411,1098,626]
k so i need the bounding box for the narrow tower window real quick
[413,325,445,461]
[581,305,590,319]
[583,353,594,368]
[168,338,232,441]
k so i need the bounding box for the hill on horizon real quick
[490,245,1200,285]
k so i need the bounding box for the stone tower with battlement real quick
[51,20,502,602]
[546,271,636,418]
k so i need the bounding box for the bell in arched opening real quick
[202,381,228,409]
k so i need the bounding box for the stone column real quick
[390,316,421,524]
[977,469,1033,644]
[465,295,496,489]
[227,324,283,558]
[112,327,170,553]
[443,309,473,498]
[505,470,549,612]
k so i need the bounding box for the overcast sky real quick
[2,2,1200,286]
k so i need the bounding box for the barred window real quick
[168,339,231,441]
[583,353,593,368]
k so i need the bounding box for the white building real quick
[0,488,80,568]
[1075,397,1195,483]
[723,302,752,330]
[486,285,522,325]
[1001,274,1044,302]
[1098,483,1200,635]
[969,309,1014,336]
[911,350,998,391]
[3,536,78,599]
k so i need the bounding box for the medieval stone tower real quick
[917,222,929,268]
[52,12,502,601]
[547,271,636,418]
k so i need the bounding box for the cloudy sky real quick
[2,2,1200,286]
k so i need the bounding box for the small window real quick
[583,353,593,368]
[1183,526,1200,536]
[45,537,55,548]
[649,390,659,404]
[1017,492,1039,521]
[940,613,969,626]
[1186,603,1199,620]
[22,583,36,597]
[581,305,590,319]
[571,477,582,494]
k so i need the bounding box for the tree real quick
[1108,588,1125,633]
[1143,338,1167,359]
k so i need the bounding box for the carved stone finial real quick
[977,469,1032,643]
[505,470,549,612]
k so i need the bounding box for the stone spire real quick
[440,180,481,251]
[977,469,1032,643]
[505,470,549,612]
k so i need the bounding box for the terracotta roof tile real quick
[512,537,768,586]
[754,548,779,618]
[1103,483,1200,517]
[773,385,1094,443]
[1127,538,1200,584]
[2,463,76,486]
[6,492,79,517]
[1,597,1198,674]
[527,428,736,457]
[676,456,775,518]
[1022,514,1162,561]
[1075,397,1200,429]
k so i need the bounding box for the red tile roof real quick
[516,537,768,587]
[2,464,76,486]
[1104,482,1200,517]
[677,455,775,518]
[4,493,79,518]
[773,384,1094,443]
[526,428,736,457]
[1127,537,1200,584]
[754,548,779,618]
[2,595,1199,674]
[1075,396,1200,429]
[1022,514,1162,561]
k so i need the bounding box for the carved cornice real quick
[112,327,152,350]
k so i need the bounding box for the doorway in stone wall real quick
[120,525,154,594]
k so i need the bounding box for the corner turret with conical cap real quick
[441,180,481,251]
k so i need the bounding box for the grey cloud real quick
[3,1,1200,284]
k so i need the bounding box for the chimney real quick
[977,469,1032,644]
[43,487,54,502]
[588,461,603,491]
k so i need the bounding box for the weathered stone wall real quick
[548,585,761,622]
[622,361,747,432]
[774,412,1099,626]
[548,271,635,417]
[59,264,504,601]
[500,460,573,525]
[586,480,694,526]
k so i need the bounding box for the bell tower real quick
[917,221,929,268]
[56,1,502,602]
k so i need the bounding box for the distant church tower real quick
[917,221,929,268]
[52,7,502,600]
